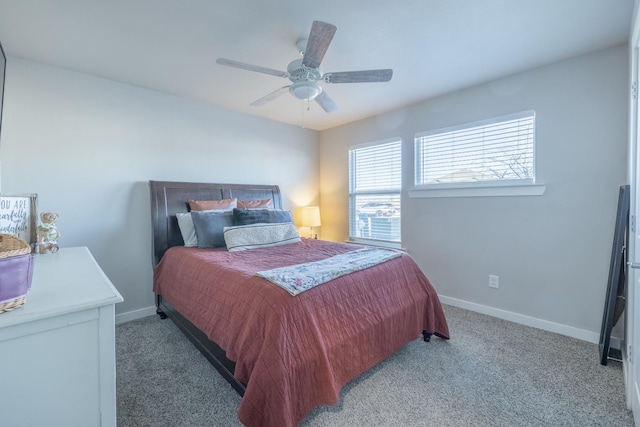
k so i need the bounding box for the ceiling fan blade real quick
[314,90,338,113]
[302,21,337,69]
[250,86,291,107]
[216,58,288,78]
[324,69,393,84]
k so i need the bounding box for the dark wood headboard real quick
[149,180,283,265]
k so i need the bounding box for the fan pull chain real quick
[300,85,313,128]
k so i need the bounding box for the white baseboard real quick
[115,305,156,324]
[439,295,605,344]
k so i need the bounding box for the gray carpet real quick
[116,305,634,426]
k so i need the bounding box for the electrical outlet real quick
[489,275,499,289]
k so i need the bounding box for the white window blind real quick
[415,111,535,187]
[349,139,402,244]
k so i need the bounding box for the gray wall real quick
[0,45,629,340]
[0,58,319,317]
[319,45,629,340]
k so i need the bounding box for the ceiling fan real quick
[215,20,393,113]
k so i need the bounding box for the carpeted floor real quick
[116,305,634,426]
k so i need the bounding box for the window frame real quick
[411,111,545,198]
[348,137,402,246]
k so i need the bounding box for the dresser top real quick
[0,246,123,328]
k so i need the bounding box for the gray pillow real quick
[191,210,235,248]
[233,208,293,225]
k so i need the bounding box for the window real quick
[414,111,536,189]
[349,138,402,245]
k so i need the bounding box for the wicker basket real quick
[0,234,34,313]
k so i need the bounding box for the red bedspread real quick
[153,239,449,427]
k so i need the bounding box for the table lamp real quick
[300,206,321,239]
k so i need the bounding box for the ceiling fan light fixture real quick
[215,20,392,114]
[289,81,322,100]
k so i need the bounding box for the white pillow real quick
[176,212,198,246]
[223,222,300,252]
[177,209,230,247]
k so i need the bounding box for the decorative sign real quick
[0,194,38,246]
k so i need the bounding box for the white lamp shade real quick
[300,206,321,227]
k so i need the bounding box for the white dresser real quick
[0,246,123,426]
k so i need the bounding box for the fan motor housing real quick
[287,58,322,82]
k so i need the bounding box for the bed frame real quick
[149,180,434,401]
[149,180,284,396]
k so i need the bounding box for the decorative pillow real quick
[223,222,300,252]
[233,208,293,225]
[176,212,198,247]
[237,199,274,209]
[191,210,235,248]
[188,198,237,211]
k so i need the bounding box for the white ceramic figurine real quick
[37,212,60,254]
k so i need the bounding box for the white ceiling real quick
[0,0,634,131]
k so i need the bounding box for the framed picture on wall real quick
[0,194,38,248]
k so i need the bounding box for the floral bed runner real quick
[256,246,402,296]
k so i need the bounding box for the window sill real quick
[346,239,405,251]
[408,183,546,198]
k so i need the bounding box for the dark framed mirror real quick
[600,184,629,365]
[0,41,5,143]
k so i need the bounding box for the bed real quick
[150,180,449,427]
